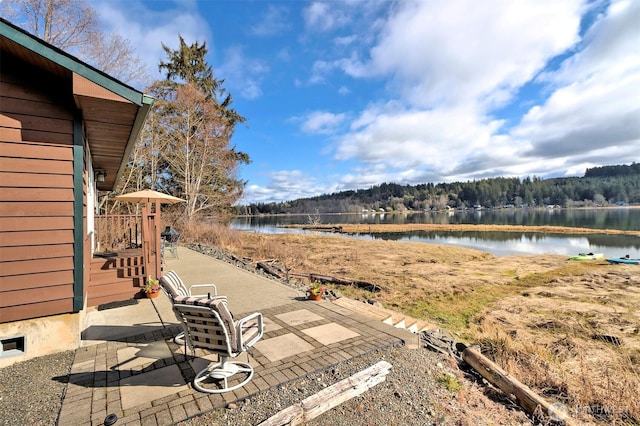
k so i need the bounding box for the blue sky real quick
[94,0,638,204]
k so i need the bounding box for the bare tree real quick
[152,82,247,224]
[84,32,150,88]
[3,0,150,87]
[3,0,97,49]
[108,106,166,214]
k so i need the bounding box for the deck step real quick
[112,268,145,277]
[404,318,418,333]
[333,297,437,335]
[89,253,146,307]
[393,318,406,329]
[332,297,391,322]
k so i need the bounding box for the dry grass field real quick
[187,222,640,424]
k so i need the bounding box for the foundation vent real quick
[0,336,26,358]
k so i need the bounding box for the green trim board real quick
[72,111,84,312]
[0,18,143,106]
[113,96,154,187]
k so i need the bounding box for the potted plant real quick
[143,276,160,298]
[307,282,326,301]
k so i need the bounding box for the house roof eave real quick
[0,18,144,106]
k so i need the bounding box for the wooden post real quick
[140,203,151,283]
[461,346,573,425]
[258,361,392,426]
[153,200,161,279]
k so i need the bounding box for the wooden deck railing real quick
[94,214,143,253]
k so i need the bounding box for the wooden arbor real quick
[114,190,185,281]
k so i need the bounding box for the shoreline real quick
[235,205,640,218]
[288,223,640,236]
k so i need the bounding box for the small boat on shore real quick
[568,253,604,261]
[606,256,639,265]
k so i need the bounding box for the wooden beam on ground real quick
[461,346,574,425]
[255,261,384,293]
[258,361,392,426]
[257,261,285,278]
[310,273,384,292]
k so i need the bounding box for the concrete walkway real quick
[62,246,416,425]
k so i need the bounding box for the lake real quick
[231,208,640,257]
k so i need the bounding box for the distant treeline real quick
[238,163,640,215]
[584,163,640,178]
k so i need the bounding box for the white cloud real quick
[514,0,640,162]
[251,4,291,36]
[309,60,337,84]
[303,2,351,32]
[337,163,396,189]
[325,0,639,189]
[93,0,211,84]
[336,105,504,174]
[341,1,583,110]
[277,48,292,62]
[334,35,357,47]
[516,71,640,157]
[219,46,270,100]
[244,170,329,203]
[541,0,640,86]
[299,111,347,135]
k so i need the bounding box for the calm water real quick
[231,208,640,257]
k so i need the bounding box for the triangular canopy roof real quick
[114,190,185,204]
[0,17,154,191]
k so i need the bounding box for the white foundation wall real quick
[0,312,81,368]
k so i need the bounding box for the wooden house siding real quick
[0,44,81,323]
[0,19,153,363]
[0,137,76,322]
[1,54,73,147]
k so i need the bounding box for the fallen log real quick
[300,225,343,232]
[257,261,285,279]
[256,264,383,292]
[230,254,251,265]
[288,272,311,279]
[461,345,574,425]
[258,360,392,426]
[310,273,383,293]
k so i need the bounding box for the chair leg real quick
[174,331,186,346]
[192,356,254,394]
[174,332,193,359]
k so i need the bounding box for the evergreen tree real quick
[142,37,249,224]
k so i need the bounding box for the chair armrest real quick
[188,283,217,297]
[236,312,263,349]
[173,295,227,306]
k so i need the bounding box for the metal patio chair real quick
[174,297,263,394]
[159,270,223,346]
[161,226,181,260]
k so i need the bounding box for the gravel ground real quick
[0,350,74,426]
[0,344,533,426]
[179,345,533,426]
